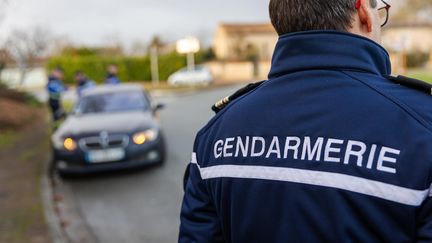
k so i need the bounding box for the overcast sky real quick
[1,0,270,47]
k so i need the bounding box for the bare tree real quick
[5,27,50,86]
[0,0,11,79]
[129,40,148,56]
[147,35,165,54]
[49,35,72,56]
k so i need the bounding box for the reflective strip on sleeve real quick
[190,153,429,206]
[191,152,198,164]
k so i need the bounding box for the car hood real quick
[57,111,157,136]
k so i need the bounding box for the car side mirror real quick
[154,103,165,111]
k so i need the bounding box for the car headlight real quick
[63,138,77,151]
[133,129,159,145]
[52,136,77,151]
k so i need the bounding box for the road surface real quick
[62,85,240,243]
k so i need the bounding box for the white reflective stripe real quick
[191,152,198,164]
[429,184,432,197]
[192,163,429,206]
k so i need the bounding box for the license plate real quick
[86,148,125,163]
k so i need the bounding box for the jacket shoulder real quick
[211,81,265,113]
[382,75,432,132]
[387,75,432,96]
[196,81,265,141]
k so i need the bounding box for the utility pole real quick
[150,45,159,85]
[187,52,195,71]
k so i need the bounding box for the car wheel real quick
[58,171,73,180]
[157,134,167,166]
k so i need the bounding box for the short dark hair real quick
[269,0,378,35]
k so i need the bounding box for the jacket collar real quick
[268,31,392,79]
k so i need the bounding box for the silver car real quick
[168,65,213,86]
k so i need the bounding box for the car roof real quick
[179,65,206,71]
[82,84,145,97]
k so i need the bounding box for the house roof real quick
[219,23,276,34]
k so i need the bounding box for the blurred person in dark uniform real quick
[75,71,96,98]
[180,0,432,242]
[105,64,121,85]
[46,67,67,121]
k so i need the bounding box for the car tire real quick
[156,134,167,166]
[58,171,73,180]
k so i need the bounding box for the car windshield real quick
[76,91,149,114]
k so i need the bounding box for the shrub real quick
[46,50,211,84]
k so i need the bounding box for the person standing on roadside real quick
[74,71,96,98]
[180,0,432,242]
[105,64,121,85]
[46,67,67,121]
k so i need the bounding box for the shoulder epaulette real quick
[387,75,432,95]
[211,81,265,113]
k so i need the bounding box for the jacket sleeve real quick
[417,195,432,242]
[179,161,225,243]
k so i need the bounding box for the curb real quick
[42,157,100,243]
[41,156,68,243]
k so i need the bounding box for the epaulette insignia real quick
[211,81,265,113]
[387,75,432,95]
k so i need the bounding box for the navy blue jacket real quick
[179,31,432,243]
[76,79,96,98]
[105,74,121,85]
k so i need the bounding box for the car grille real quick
[79,134,129,151]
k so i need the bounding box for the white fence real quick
[1,67,47,89]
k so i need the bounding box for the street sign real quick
[176,37,201,71]
[176,37,200,54]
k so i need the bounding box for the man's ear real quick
[357,0,373,32]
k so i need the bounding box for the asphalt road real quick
[62,85,240,243]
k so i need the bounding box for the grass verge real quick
[407,69,432,84]
[0,130,19,149]
[0,110,52,243]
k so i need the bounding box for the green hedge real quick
[46,51,207,84]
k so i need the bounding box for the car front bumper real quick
[53,137,165,175]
